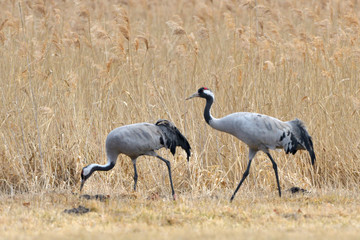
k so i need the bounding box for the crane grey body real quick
[186,87,315,202]
[211,112,306,154]
[80,119,191,200]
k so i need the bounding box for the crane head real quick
[79,164,95,192]
[186,87,214,100]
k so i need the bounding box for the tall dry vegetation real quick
[0,0,359,196]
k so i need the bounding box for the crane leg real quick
[266,153,281,197]
[132,158,138,191]
[230,149,257,202]
[230,159,252,202]
[156,155,176,200]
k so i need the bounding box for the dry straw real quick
[0,0,359,196]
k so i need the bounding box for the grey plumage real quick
[186,87,315,202]
[80,119,191,200]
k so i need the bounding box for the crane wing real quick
[287,119,316,165]
[155,119,191,161]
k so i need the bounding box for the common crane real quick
[80,119,191,200]
[186,87,315,202]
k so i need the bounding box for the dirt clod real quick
[288,187,308,194]
[63,205,90,215]
[80,194,109,202]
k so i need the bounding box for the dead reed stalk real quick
[0,0,358,195]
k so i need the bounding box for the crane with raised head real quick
[80,119,191,200]
[186,87,315,202]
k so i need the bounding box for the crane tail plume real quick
[288,119,316,165]
[155,120,191,161]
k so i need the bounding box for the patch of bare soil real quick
[80,194,110,202]
[63,205,90,215]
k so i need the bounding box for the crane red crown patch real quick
[202,87,208,90]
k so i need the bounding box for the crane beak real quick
[186,92,199,100]
[80,179,85,192]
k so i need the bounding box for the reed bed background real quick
[0,0,359,197]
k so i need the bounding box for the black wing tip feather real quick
[290,118,316,165]
[309,145,316,165]
[308,137,316,165]
[311,153,316,165]
[155,119,191,161]
[304,131,316,165]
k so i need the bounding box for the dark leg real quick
[266,152,281,197]
[230,149,257,202]
[156,155,176,200]
[132,158,138,191]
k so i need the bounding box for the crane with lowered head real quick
[186,87,315,202]
[80,119,191,200]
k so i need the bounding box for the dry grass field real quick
[0,0,360,239]
[1,190,360,239]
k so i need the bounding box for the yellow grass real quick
[1,190,360,240]
[0,0,359,238]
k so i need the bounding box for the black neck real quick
[93,162,115,173]
[204,95,213,124]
